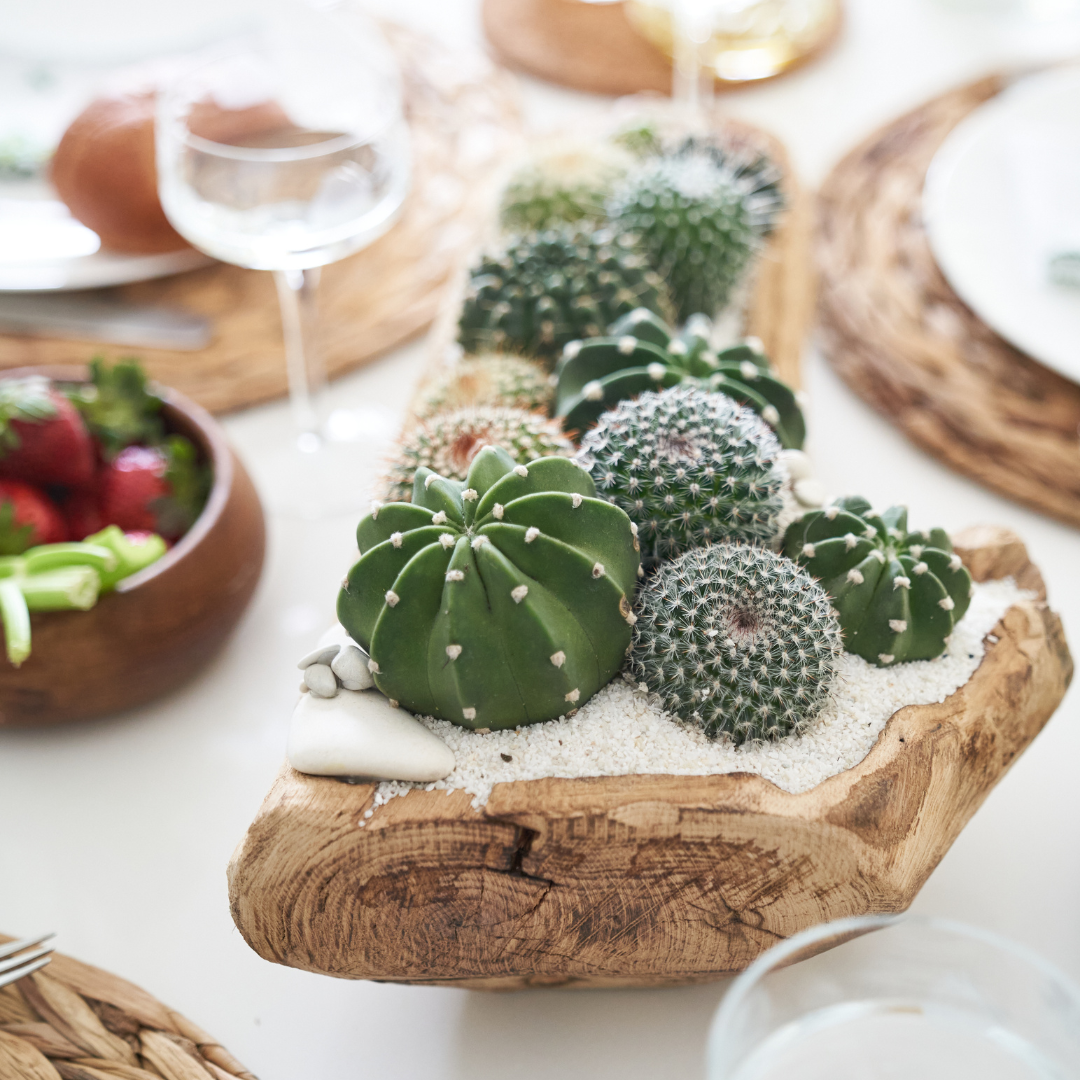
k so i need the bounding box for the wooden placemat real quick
[0,27,522,416]
[0,934,253,1079]
[482,0,842,97]
[818,73,1080,530]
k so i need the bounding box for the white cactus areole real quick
[627,543,843,744]
[338,446,641,730]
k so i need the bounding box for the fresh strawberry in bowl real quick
[0,377,95,487]
[0,480,68,552]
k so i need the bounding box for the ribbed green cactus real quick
[627,543,842,743]
[385,406,574,502]
[553,308,805,448]
[457,228,672,365]
[576,384,784,564]
[607,141,784,321]
[338,446,641,729]
[416,354,553,419]
[783,495,974,666]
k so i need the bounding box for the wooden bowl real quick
[227,527,1071,990]
[0,367,265,728]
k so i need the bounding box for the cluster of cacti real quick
[606,140,784,322]
[553,307,805,447]
[783,496,973,666]
[385,406,573,502]
[576,384,784,565]
[457,228,672,365]
[626,542,842,742]
[339,446,641,729]
[498,141,632,234]
[416,354,553,419]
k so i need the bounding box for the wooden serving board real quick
[818,73,1080,530]
[227,527,1071,990]
[0,27,523,416]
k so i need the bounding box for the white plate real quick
[923,65,1080,383]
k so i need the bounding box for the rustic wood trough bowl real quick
[227,526,1071,990]
[0,366,266,728]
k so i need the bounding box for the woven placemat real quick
[0,26,522,416]
[818,72,1080,529]
[0,935,254,1079]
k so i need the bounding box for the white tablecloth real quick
[3,2,1079,1077]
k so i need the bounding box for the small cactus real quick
[575,384,785,565]
[607,140,784,321]
[457,227,672,366]
[627,543,843,743]
[783,496,974,666]
[416,354,553,419]
[385,406,574,502]
[339,446,641,729]
[554,307,805,448]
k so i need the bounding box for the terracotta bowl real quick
[0,366,266,727]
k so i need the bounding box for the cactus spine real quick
[416,354,553,419]
[783,496,974,666]
[339,446,641,729]
[627,543,842,743]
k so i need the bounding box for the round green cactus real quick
[627,542,843,743]
[576,384,784,564]
[416,354,553,419]
[457,228,672,366]
[607,141,784,321]
[385,406,574,502]
[553,307,805,448]
[782,495,974,667]
[338,446,641,729]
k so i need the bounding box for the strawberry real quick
[0,480,68,554]
[99,436,209,540]
[64,487,106,541]
[0,376,95,487]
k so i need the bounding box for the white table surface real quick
[3,2,1080,1077]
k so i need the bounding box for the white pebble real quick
[793,478,827,508]
[297,644,340,670]
[304,663,338,698]
[332,644,375,690]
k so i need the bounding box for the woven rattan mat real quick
[818,72,1080,529]
[0,935,253,1079]
[0,26,522,416]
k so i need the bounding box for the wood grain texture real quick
[0,935,255,1079]
[818,73,1080,529]
[0,27,522,416]
[0,367,265,728]
[481,0,841,97]
[227,527,1071,989]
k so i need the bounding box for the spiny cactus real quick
[575,384,784,564]
[457,228,672,366]
[416,354,553,419]
[607,141,784,321]
[554,307,805,448]
[783,495,974,667]
[498,141,632,234]
[627,543,842,743]
[339,446,641,729]
[385,406,573,502]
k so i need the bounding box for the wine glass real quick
[156,0,410,517]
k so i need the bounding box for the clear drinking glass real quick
[156,0,410,516]
[707,915,1080,1080]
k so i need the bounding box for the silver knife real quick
[0,293,212,351]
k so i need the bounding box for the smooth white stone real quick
[777,448,814,481]
[304,663,338,698]
[288,689,455,782]
[794,477,828,508]
[297,644,341,670]
[331,644,374,690]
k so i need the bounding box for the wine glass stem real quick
[273,266,324,449]
[672,3,715,123]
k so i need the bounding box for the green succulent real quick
[553,307,805,447]
[575,383,784,565]
[457,228,672,366]
[627,542,842,743]
[339,446,641,729]
[783,496,974,667]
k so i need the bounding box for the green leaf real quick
[150,435,210,538]
[0,499,35,556]
[0,376,57,457]
[67,356,164,458]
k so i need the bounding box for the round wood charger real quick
[0,26,523,416]
[0,935,253,1079]
[818,72,1080,530]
